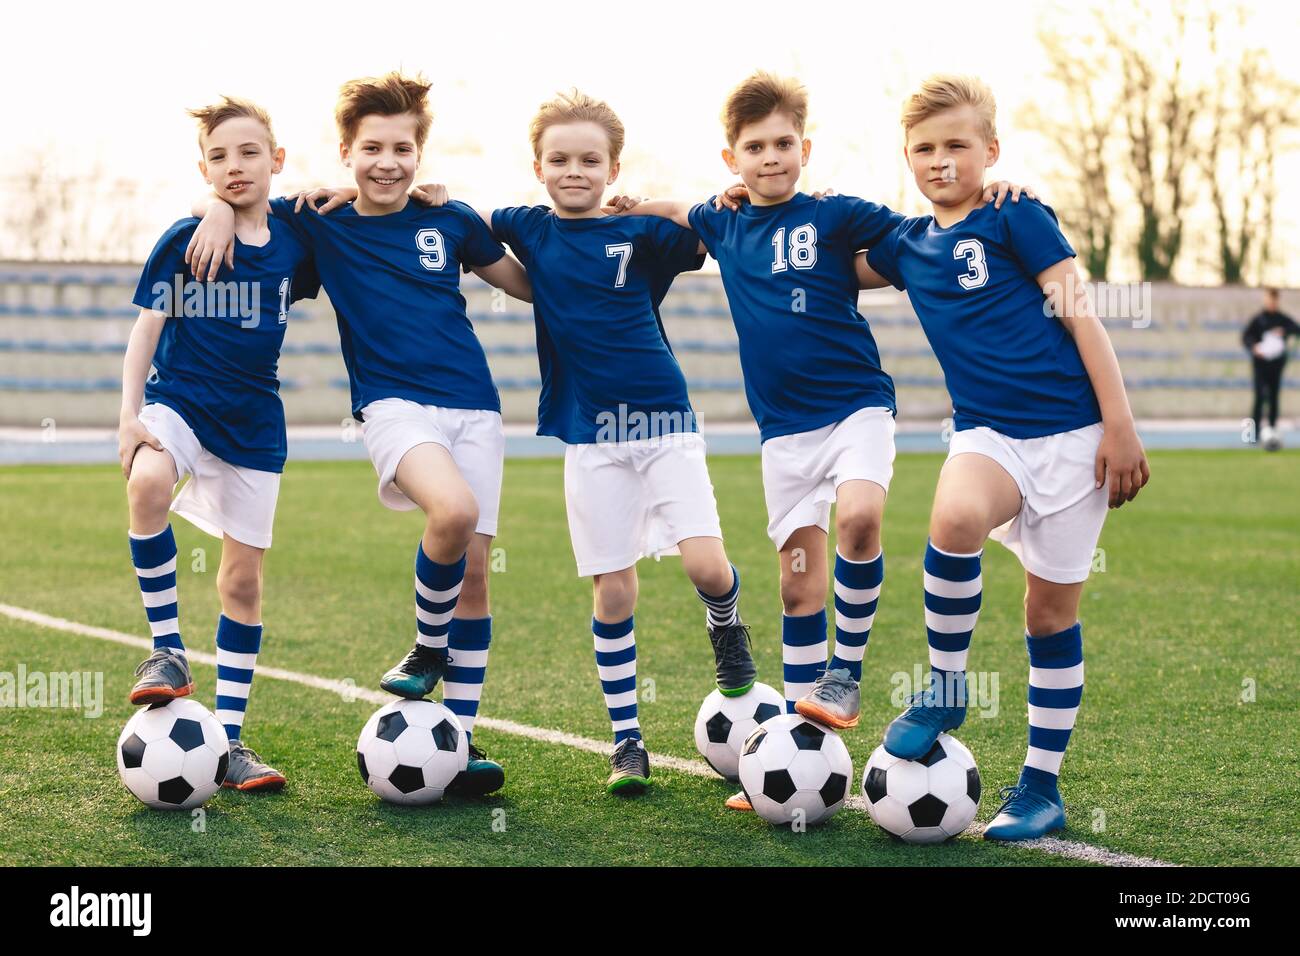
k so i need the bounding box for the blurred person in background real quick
[1243,288,1298,451]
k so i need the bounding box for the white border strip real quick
[0,602,1175,868]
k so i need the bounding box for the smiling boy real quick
[186,73,532,796]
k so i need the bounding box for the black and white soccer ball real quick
[356,699,467,805]
[694,682,785,781]
[738,713,852,826]
[861,734,981,843]
[116,698,229,810]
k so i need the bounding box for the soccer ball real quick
[116,699,229,810]
[694,682,785,780]
[356,699,467,805]
[861,734,981,844]
[738,713,852,826]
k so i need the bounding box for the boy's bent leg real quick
[779,526,829,714]
[679,536,755,697]
[380,442,476,698]
[590,568,650,794]
[125,446,193,704]
[884,451,1020,758]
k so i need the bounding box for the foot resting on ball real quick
[129,648,194,706]
[223,740,286,792]
[379,643,451,699]
[606,737,651,795]
[983,784,1065,841]
[794,667,860,729]
[448,742,505,796]
[709,622,757,697]
[882,679,967,759]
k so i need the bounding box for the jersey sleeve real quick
[686,198,724,258]
[268,196,315,245]
[833,195,906,251]
[644,216,706,277]
[290,254,321,303]
[132,220,195,314]
[864,221,908,291]
[1001,199,1076,277]
[449,200,506,271]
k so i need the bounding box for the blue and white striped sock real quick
[923,541,982,707]
[782,609,827,713]
[829,549,883,682]
[215,615,262,742]
[415,543,465,650]
[445,616,492,743]
[593,615,639,743]
[1021,622,1085,798]
[129,526,183,655]
[696,564,741,629]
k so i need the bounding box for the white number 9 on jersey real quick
[952,238,988,290]
[416,228,446,271]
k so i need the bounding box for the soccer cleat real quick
[882,683,967,759]
[725,791,754,812]
[983,784,1066,841]
[606,737,651,794]
[128,648,194,705]
[448,743,505,796]
[709,621,757,697]
[379,644,451,699]
[222,740,286,792]
[794,667,861,729]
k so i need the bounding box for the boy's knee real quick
[929,505,988,554]
[126,468,172,517]
[835,507,881,556]
[218,562,262,611]
[779,574,823,617]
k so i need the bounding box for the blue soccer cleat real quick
[882,682,966,760]
[983,785,1066,841]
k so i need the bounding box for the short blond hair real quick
[335,72,433,150]
[901,74,997,143]
[529,89,625,164]
[721,71,808,147]
[187,96,276,152]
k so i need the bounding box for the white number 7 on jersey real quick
[606,242,633,288]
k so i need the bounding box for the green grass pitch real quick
[0,449,1296,866]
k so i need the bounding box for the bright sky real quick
[3,0,1298,282]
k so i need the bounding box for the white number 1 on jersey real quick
[606,242,633,288]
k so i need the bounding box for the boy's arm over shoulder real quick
[822,193,906,251]
[859,216,915,291]
[644,215,707,274]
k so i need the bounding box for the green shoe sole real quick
[606,775,650,795]
[717,680,756,698]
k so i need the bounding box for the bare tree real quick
[1200,5,1299,285]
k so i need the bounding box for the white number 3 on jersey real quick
[953,238,988,289]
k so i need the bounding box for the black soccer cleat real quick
[379,644,451,699]
[709,622,757,697]
[606,737,651,795]
[448,742,505,797]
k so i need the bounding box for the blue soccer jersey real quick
[688,192,904,442]
[268,197,506,418]
[132,217,318,473]
[490,207,704,444]
[865,198,1101,438]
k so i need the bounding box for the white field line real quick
[1,602,1175,868]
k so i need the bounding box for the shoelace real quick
[468,744,487,762]
[611,740,644,772]
[229,743,265,764]
[401,646,450,676]
[716,624,752,667]
[812,672,853,703]
[133,651,177,679]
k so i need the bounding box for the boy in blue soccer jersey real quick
[334,90,760,794]
[185,74,532,796]
[614,72,1026,811]
[120,97,319,792]
[858,75,1151,840]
